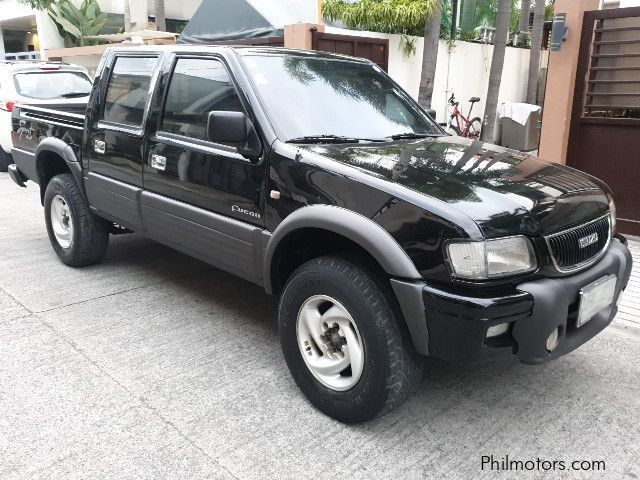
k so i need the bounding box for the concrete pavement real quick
[1,173,639,479]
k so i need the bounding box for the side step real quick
[8,163,27,188]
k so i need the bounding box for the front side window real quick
[161,57,243,142]
[13,71,91,99]
[103,56,157,127]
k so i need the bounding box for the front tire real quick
[448,123,463,136]
[279,255,422,423]
[44,173,109,267]
[466,117,482,139]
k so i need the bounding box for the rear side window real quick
[161,57,243,142]
[103,56,157,127]
[13,71,91,99]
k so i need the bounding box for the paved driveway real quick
[1,174,639,479]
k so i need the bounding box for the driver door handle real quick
[151,154,166,171]
[93,139,105,154]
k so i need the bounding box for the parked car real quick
[0,60,91,171]
[7,46,633,423]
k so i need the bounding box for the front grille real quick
[546,215,611,272]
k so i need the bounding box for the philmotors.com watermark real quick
[481,455,606,472]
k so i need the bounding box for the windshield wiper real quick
[286,135,384,144]
[60,91,90,98]
[387,132,431,140]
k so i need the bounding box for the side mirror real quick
[207,111,248,144]
[207,111,262,163]
[425,109,437,121]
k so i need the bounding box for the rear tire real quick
[0,149,12,172]
[279,254,422,423]
[44,173,110,267]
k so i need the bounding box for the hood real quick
[303,136,610,238]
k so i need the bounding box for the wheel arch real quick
[35,138,85,205]
[263,205,421,295]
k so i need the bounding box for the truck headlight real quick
[446,236,537,280]
[607,194,616,234]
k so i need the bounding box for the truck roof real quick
[104,44,373,65]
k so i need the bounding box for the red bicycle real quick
[447,93,482,139]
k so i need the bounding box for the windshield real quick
[13,71,92,100]
[240,54,441,142]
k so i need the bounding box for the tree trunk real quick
[124,0,131,32]
[418,3,442,111]
[526,0,546,104]
[154,0,166,31]
[480,0,512,143]
[460,0,476,32]
[518,0,531,46]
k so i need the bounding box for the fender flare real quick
[263,204,421,294]
[35,138,85,202]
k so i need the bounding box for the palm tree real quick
[517,0,531,46]
[526,0,546,104]
[154,0,166,31]
[418,2,443,110]
[480,0,512,142]
[48,0,107,47]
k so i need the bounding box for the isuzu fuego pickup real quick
[7,46,632,422]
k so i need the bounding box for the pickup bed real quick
[8,45,633,423]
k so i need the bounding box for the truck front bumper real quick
[391,236,632,364]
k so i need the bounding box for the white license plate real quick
[577,275,617,327]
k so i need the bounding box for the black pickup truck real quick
[8,46,632,423]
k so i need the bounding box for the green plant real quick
[458,30,476,42]
[545,2,555,21]
[48,0,108,47]
[400,34,417,56]
[322,0,440,36]
[510,6,520,33]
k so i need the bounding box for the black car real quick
[8,46,632,423]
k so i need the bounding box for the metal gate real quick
[568,7,640,236]
[311,30,389,72]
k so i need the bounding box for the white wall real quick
[324,26,531,126]
[0,0,33,22]
[619,0,640,6]
[34,11,63,57]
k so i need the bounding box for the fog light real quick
[486,322,510,338]
[546,327,560,352]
